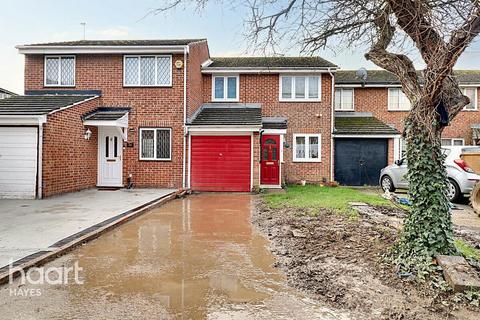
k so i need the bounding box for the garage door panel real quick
[191,136,251,192]
[334,138,387,186]
[0,127,38,199]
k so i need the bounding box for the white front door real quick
[98,127,123,187]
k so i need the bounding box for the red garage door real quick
[191,136,251,192]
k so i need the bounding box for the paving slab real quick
[437,255,480,292]
[0,188,176,269]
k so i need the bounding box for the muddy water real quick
[0,194,348,320]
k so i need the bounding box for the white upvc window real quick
[212,75,239,101]
[124,55,172,87]
[280,75,321,101]
[335,88,354,111]
[388,88,411,111]
[293,134,321,162]
[441,138,465,146]
[44,56,76,87]
[462,87,477,111]
[139,128,172,160]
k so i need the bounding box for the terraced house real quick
[332,70,480,186]
[0,39,336,199]
[0,38,478,199]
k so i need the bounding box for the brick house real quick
[332,70,480,186]
[0,39,337,198]
[1,39,478,198]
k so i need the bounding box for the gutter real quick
[16,45,189,55]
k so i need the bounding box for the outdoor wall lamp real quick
[84,128,92,140]
[284,141,290,148]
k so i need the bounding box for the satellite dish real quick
[356,67,368,83]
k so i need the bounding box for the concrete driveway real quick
[0,194,349,320]
[0,188,175,269]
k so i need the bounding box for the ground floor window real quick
[293,134,321,162]
[441,138,464,146]
[139,128,171,160]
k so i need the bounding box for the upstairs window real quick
[44,56,75,87]
[388,88,411,111]
[124,55,172,87]
[441,138,464,146]
[139,128,172,160]
[335,88,354,111]
[212,75,239,101]
[280,76,321,101]
[462,87,477,111]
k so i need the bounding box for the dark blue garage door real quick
[334,138,388,186]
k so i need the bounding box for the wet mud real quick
[0,194,349,320]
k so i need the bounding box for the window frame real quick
[211,75,240,102]
[441,138,465,146]
[387,88,411,111]
[279,75,322,102]
[138,127,172,161]
[44,55,76,87]
[335,88,355,111]
[123,55,173,87]
[292,133,322,162]
[461,87,478,111]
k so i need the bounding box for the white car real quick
[379,146,480,202]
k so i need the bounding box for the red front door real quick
[260,135,280,185]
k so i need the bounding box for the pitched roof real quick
[82,107,130,121]
[334,113,400,135]
[20,39,206,47]
[0,95,97,116]
[188,104,262,126]
[207,56,337,69]
[336,70,480,85]
[0,87,17,96]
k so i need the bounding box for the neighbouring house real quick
[333,70,480,186]
[0,87,17,99]
[0,39,337,199]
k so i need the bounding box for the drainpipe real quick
[328,68,335,182]
[182,46,188,189]
[37,119,44,199]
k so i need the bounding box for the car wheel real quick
[446,179,461,203]
[381,175,395,192]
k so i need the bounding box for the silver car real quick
[379,146,480,202]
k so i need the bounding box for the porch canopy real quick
[82,107,130,140]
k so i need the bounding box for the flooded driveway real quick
[0,194,347,319]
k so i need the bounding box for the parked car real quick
[380,146,480,202]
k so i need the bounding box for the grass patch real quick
[455,239,480,261]
[263,184,392,216]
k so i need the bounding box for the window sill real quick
[292,159,322,163]
[279,99,321,103]
[124,85,173,88]
[139,158,172,162]
[44,85,76,88]
[462,109,478,112]
[387,109,410,112]
[212,99,240,102]
[335,108,355,112]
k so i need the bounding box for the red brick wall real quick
[203,73,333,184]
[42,98,100,197]
[187,41,209,118]
[25,53,187,189]
[350,86,480,144]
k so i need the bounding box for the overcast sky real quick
[1,0,479,94]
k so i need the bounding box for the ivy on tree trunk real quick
[396,113,456,263]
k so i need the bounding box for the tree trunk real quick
[397,103,456,261]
